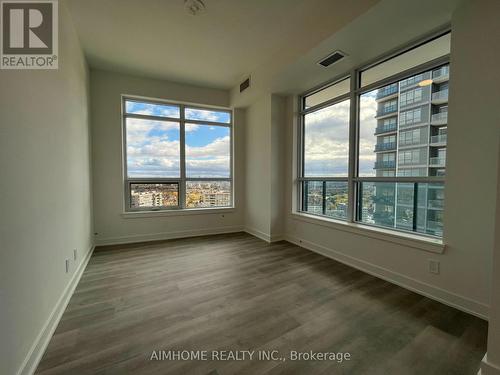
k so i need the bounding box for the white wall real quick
[90,70,245,245]
[481,140,500,375]
[0,2,93,374]
[243,94,286,241]
[270,95,286,239]
[280,0,500,319]
[244,95,272,238]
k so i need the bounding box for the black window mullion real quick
[179,105,187,209]
[413,183,419,231]
[322,181,327,215]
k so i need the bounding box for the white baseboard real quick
[244,227,271,242]
[17,244,95,375]
[285,234,489,320]
[244,227,283,243]
[480,355,500,375]
[271,234,285,242]
[95,225,245,246]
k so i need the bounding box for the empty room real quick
[1,0,500,374]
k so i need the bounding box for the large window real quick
[300,78,350,220]
[123,98,232,211]
[298,32,449,238]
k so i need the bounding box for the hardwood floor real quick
[35,233,487,375]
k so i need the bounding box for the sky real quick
[126,94,379,180]
[303,90,378,177]
[126,101,230,178]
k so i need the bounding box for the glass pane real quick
[358,64,449,177]
[304,78,350,109]
[126,118,180,178]
[303,99,350,177]
[185,108,231,124]
[125,100,180,118]
[302,181,323,215]
[325,181,348,220]
[130,183,178,209]
[185,124,230,178]
[361,33,450,87]
[186,181,231,208]
[357,182,444,237]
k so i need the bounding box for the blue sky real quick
[186,124,230,178]
[125,103,230,178]
[185,108,230,123]
[126,100,230,123]
[126,100,180,118]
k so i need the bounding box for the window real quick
[398,149,424,166]
[300,78,350,220]
[123,98,232,211]
[399,87,424,107]
[303,99,350,177]
[400,108,423,127]
[298,31,449,238]
[399,128,423,146]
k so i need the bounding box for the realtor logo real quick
[1,0,58,69]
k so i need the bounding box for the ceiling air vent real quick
[318,50,346,67]
[240,77,250,93]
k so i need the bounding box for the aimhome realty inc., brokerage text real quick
[150,350,352,363]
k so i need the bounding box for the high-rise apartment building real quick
[372,64,449,236]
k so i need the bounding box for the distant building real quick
[372,65,448,236]
[131,191,163,208]
[201,191,231,207]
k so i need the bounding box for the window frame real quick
[122,95,234,212]
[297,29,450,240]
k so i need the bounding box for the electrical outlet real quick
[65,259,70,273]
[429,259,440,274]
[73,249,77,261]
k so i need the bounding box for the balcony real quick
[431,112,448,125]
[429,156,446,166]
[428,199,444,210]
[374,160,396,169]
[430,134,447,145]
[399,160,426,167]
[427,220,444,234]
[376,84,398,101]
[431,89,449,104]
[375,123,397,135]
[432,66,449,83]
[376,107,398,118]
[374,142,397,152]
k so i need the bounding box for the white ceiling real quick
[276,0,461,91]
[66,0,379,89]
[230,0,462,106]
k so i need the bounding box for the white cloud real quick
[185,123,200,132]
[302,94,378,176]
[186,136,229,158]
[126,118,179,146]
[127,130,230,177]
[186,108,226,123]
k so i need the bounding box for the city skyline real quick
[131,181,231,210]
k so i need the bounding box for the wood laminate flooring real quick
[35,232,487,375]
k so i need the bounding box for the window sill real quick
[121,207,235,219]
[291,212,445,254]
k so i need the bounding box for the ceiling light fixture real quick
[184,0,205,15]
[418,79,433,87]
